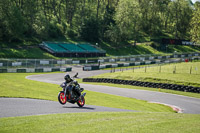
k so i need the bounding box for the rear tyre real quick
[58,91,67,105]
[77,96,85,107]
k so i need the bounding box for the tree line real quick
[0,0,199,44]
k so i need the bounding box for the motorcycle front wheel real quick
[58,91,67,105]
[77,96,85,107]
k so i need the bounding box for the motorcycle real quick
[58,73,86,107]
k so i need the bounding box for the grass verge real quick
[1,112,200,133]
[1,73,200,133]
[92,62,200,86]
[87,62,200,98]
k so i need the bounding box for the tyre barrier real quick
[0,67,72,73]
[82,78,200,93]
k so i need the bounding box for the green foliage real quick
[0,0,198,45]
[115,0,141,41]
[80,17,100,42]
[190,2,200,42]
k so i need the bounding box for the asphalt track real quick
[0,98,132,118]
[26,66,200,114]
[1,66,200,117]
[0,67,134,118]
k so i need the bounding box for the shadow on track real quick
[62,106,95,110]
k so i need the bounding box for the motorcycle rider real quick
[64,73,81,100]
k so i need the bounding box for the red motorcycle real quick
[58,73,86,107]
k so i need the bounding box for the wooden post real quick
[159,65,161,73]
[173,66,176,74]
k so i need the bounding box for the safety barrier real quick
[82,57,200,71]
[0,67,72,73]
[0,53,199,69]
[83,78,200,93]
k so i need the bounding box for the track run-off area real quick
[1,66,200,118]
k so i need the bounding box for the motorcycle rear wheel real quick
[77,96,85,107]
[58,91,67,105]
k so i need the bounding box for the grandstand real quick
[78,44,100,52]
[39,42,106,57]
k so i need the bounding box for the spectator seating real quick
[39,42,106,57]
[78,44,100,52]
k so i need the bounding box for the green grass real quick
[0,73,173,112]
[1,112,200,133]
[92,62,200,86]
[101,41,200,56]
[0,47,57,59]
[1,73,200,133]
[1,41,200,58]
[87,62,200,98]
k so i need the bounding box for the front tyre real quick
[58,91,67,105]
[77,96,85,107]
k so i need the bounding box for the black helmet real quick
[64,74,71,83]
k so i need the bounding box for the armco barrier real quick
[17,69,26,73]
[52,68,60,72]
[66,67,72,72]
[0,67,72,73]
[82,78,200,93]
[1,53,199,69]
[0,69,7,73]
[35,68,44,72]
[83,56,200,71]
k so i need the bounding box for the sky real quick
[192,0,200,3]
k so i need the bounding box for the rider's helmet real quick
[64,74,71,83]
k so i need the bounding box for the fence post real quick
[7,60,9,69]
[35,59,36,68]
[159,65,161,73]
[190,66,192,74]
[26,59,28,68]
[195,67,198,75]
[173,66,176,74]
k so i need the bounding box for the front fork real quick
[62,87,66,98]
[63,87,72,99]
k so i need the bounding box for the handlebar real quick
[73,72,78,78]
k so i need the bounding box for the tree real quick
[80,17,100,42]
[0,0,195,44]
[114,0,141,42]
[168,0,193,39]
[190,2,200,42]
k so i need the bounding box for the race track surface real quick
[26,66,200,114]
[0,98,133,118]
